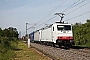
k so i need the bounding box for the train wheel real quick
[59,43,62,48]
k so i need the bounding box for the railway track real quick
[31,43,90,60]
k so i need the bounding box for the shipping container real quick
[34,30,41,42]
[29,32,34,42]
[41,26,52,42]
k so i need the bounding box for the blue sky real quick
[0,0,90,36]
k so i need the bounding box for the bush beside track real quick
[73,19,90,48]
[0,27,19,60]
[0,37,18,60]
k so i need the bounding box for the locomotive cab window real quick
[57,26,64,30]
[57,25,71,31]
[53,27,54,31]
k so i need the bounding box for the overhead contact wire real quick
[35,16,56,28]
[62,0,81,13]
[65,10,90,21]
[62,0,86,13]
[35,0,63,25]
[34,0,67,28]
[66,1,90,15]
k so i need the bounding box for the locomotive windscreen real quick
[57,25,71,31]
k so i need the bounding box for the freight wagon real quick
[29,32,34,42]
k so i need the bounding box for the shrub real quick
[0,37,18,60]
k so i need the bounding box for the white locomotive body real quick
[31,22,74,47]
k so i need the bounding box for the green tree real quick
[0,27,19,60]
[73,19,90,47]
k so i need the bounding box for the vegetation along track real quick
[31,43,90,60]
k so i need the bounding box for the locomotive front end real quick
[56,23,74,47]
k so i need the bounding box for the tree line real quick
[0,27,18,38]
[0,27,19,60]
[73,19,90,47]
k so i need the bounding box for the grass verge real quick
[13,41,52,60]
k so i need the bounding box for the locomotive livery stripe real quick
[57,36,74,40]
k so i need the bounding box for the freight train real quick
[29,22,74,47]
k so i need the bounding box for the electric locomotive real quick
[29,13,74,47]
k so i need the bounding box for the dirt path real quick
[13,41,52,60]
